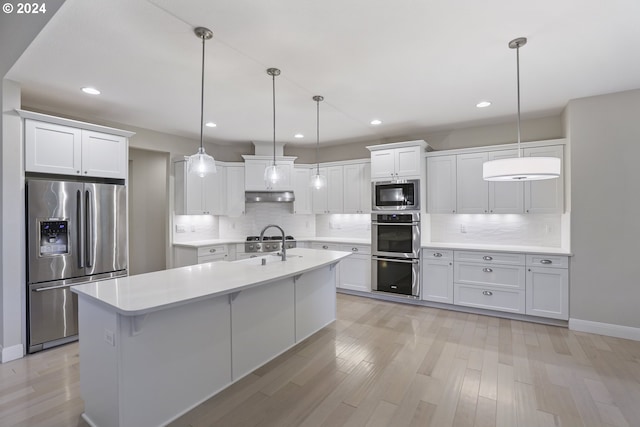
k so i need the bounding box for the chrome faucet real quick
[259,224,287,261]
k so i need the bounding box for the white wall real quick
[128,148,169,275]
[567,89,640,329]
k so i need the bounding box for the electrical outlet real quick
[104,329,115,346]
[176,224,186,233]
[460,224,467,233]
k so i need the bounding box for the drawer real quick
[311,242,341,251]
[197,245,227,257]
[526,254,568,269]
[422,249,453,261]
[454,263,525,289]
[339,244,371,255]
[198,254,227,264]
[454,284,525,314]
[454,251,525,266]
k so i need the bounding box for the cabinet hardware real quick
[482,268,493,272]
[76,170,80,174]
[322,245,328,249]
[482,290,493,296]
[483,256,493,261]
[433,252,443,257]
[352,248,358,252]
[209,249,216,253]
[540,259,552,264]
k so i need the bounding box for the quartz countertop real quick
[72,248,351,316]
[421,242,571,256]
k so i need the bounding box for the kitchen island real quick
[71,247,350,427]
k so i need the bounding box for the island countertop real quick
[71,247,350,316]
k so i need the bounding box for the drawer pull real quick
[482,268,493,273]
[433,252,443,257]
[482,290,493,296]
[483,256,493,261]
[540,259,552,265]
[352,247,358,252]
[209,249,216,253]
[322,245,329,249]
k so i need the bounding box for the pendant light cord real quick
[272,73,276,166]
[199,33,205,151]
[516,42,522,157]
[316,98,320,175]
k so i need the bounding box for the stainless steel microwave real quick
[372,179,420,211]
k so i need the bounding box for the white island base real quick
[73,248,349,427]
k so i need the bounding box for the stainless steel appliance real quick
[372,179,420,211]
[371,212,421,297]
[245,235,296,253]
[26,178,127,353]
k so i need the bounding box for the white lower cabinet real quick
[421,250,453,304]
[337,245,371,292]
[173,244,229,267]
[525,255,569,320]
[452,251,526,314]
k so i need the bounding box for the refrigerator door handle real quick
[77,189,85,268]
[86,189,94,267]
[34,283,72,292]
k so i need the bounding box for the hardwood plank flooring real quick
[2,293,640,426]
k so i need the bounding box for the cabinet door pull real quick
[322,245,329,249]
[209,248,216,253]
[540,259,552,265]
[483,256,493,261]
[352,247,358,252]
[483,268,493,273]
[433,252,443,257]
[482,290,493,296]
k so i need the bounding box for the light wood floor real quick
[2,294,640,427]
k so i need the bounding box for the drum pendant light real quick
[187,27,217,178]
[264,68,282,187]
[310,95,327,190]
[482,37,560,181]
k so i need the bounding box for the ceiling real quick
[7,0,640,147]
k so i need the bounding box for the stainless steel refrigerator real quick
[26,178,127,353]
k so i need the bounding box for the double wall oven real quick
[371,212,421,298]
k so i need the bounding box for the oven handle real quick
[371,222,420,226]
[372,256,419,264]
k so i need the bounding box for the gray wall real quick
[128,148,169,275]
[567,89,640,328]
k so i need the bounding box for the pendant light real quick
[264,68,282,187]
[187,27,217,178]
[482,37,560,181]
[310,95,327,190]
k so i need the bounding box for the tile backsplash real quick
[173,215,219,243]
[315,214,371,239]
[429,214,562,247]
[219,203,315,239]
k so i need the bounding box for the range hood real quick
[245,191,295,203]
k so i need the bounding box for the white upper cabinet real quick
[524,145,564,214]
[25,119,128,179]
[244,157,294,191]
[312,166,344,214]
[427,155,457,213]
[370,145,422,180]
[226,165,245,216]
[343,162,371,214]
[456,152,489,214]
[293,167,312,215]
[174,159,225,215]
[487,150,524,214]
[427,141,565,215]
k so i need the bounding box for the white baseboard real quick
[1,344,24,363]
[569,318,640,341]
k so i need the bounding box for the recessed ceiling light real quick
[476,101,492,108]
[205,122,217,128]
[370,119,382,125]
[294,133,304,138]
[81,87,101,95]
